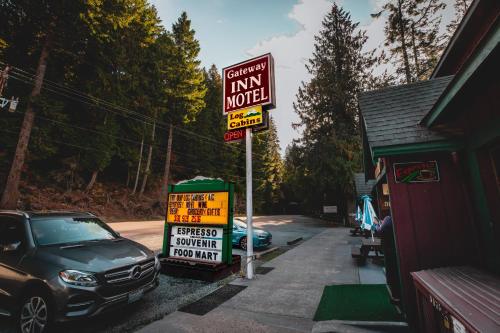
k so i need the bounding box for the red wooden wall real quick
[385,152,479,326]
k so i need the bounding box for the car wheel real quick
[240,236,247,250]
[18,292,51,333]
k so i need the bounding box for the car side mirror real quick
[116,232,121,237]
[2,241,21,253]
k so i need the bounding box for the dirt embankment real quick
[17,182,165,221]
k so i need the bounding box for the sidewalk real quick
[137,228,402,333]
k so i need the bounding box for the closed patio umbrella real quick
[355,205,362,225]
[361,195,378,239]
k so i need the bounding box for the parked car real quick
[0,211,161,333]
[232,219,272,250]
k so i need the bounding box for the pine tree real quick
[166,12,206,125]
[446,0,472,38]
[290,4,368,218]
[253,118,284,214]
[378,0,447,82]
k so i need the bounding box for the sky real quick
[150,0,456,154]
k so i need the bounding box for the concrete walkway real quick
[138,228,401,333]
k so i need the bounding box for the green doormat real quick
[314,284,401,322]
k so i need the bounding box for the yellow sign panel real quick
[167,192,229,225]
[227,105,263,130]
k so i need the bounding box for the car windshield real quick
[234,220,247,229]
[30,217,117,246]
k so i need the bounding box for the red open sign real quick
[224,128,246,143]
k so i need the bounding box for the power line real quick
[3,61,268,159]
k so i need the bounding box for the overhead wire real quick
[2,61,268,159]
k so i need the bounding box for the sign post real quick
[222,53,275,280]
[245,127,254,279]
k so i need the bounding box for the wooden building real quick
[358,0,500,331]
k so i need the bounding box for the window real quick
[30,217,117,246]
[0,216,25,248]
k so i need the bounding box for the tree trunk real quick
[126,167,131,188]
[161,124,173,206]
[397,0,413,83]
[86,170,98,192]
[410,24,421,79]
[0,31,53,209]
[139,120,156,197]
[132,135,144,194]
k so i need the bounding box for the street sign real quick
[169,225,223,263]
[227,105,263,130]
[323,206,338,214]
[223,53,275,115]
[224,128,246,143]
[166,192,229,225]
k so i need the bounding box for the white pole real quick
[245,127,254,279]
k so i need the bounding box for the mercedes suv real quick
[0,211,160,333]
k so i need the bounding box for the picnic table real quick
[351,237,383,261]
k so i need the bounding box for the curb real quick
[255,246,280,259]
[287,237,303,245]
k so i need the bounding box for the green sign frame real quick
[162,178,234,264]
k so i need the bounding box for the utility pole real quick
[161,124,173,207]
[0,65,10,96]
[245,127,254,279]
[1,29,54,209]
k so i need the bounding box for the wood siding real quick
[385,152,479,326]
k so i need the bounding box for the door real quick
[0,216,28,314]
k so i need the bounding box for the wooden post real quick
[161,124,173,206]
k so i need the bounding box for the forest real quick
[0,0,470,219]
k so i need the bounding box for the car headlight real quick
[257,234,267,239]
[59,270,98,287]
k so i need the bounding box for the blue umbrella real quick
[355,205,362,225]
[361,195,378,232]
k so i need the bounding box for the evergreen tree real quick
[253,118,284,214]
[290,4,369,218]
[166,12,206,125]
[376,0,447,82]
[446,0,472,39]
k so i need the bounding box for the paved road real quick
[109,215,332,255]
[0,215,333,333]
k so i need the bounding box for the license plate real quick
[128,289,144,303]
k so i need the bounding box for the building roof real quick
[359,76,454,152]
[354,173,375,197]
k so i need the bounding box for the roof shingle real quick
[359,76,454,150]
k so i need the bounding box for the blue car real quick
[232,219,272,250]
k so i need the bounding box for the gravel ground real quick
[0,275,234,333]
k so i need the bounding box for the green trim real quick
[465,150,500,273]
[423,22,500,127]
[162,184,174,257]
[161,180,234,264]
[372,140,462,159]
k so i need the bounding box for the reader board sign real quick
[223,53,275,115]
[393,161,440,183]
[169,225,223,263]
[167,192,229,225]
[224,128,246,143]
[227,105,263,130]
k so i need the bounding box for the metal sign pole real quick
[245,127,254,279]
